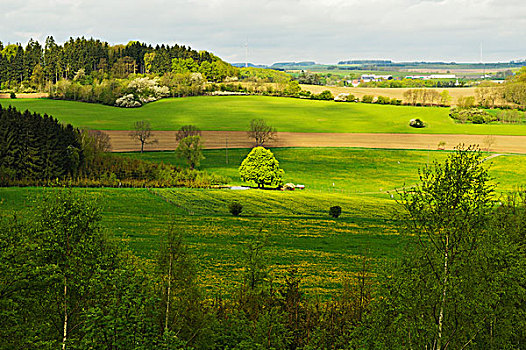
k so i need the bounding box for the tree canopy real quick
[239,147,284,188]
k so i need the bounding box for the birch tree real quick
[156,225,205,347]
[36,189,111,349]
[369,146,499,349]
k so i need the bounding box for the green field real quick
[2,148,525,295]
[121,147,526,193]
[3,96,526,135]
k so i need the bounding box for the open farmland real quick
[3,148,525,295]
[3,96,526,136]
[300,84,479,104]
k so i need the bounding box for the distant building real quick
[406,74,456,80]
[360,74,393,83]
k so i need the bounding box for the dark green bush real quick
[409,119,425,128]
[229,202,243,216]
[9,92,16,99]
[329,206,342,218]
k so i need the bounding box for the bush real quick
[312,90,334,101]
[329,206,342,218]
[228,202,243,216]
[361,95,374,103]
[409,119,425,128]
[115,94,141,108]
[9,92,16,99]
[449,108,493,124]
[376,95,390,104]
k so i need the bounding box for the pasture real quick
[2,147,525,295]
[3,96,526,135]
[300,84,478,104]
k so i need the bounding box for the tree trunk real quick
[141,141,144,153]
[165,254,173,332]
[437,235,449,350]
[62,276,68,350]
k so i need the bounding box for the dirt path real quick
[105,130,526,154]
[0,93,48,98]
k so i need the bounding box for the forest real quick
[0,105,225,187]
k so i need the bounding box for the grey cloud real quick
[0,0,524,64]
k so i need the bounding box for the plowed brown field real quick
[106,130,526,154]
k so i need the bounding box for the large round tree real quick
[239,147,284,188]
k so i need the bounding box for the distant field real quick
[2,147,524,294]
[300,84,478,105]
[3,96,526,136]
[122,147,526,193]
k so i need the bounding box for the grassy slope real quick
[3,96,526,135]
[121,147,526,193]
[2,148,525,294]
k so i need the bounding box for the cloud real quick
[1,0,524,64]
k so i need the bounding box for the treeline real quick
[1,149,525,349]
[1,37,301,107]
[0,105,225,187]
[0,105,81,181]
[0,37,223,88]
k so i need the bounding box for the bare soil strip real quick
[105,130,526,154]
[0,93,48,98]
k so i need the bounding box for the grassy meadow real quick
[3,96,526,135]
[2,147,525,295]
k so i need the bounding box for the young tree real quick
[175,135,204,169]
[239,147,284,188]
[35,189,118,349]
[366,146,525,349]
[248,119,276,147]
[129,120,157,153]
[156,224,206,346]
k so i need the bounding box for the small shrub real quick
[228,202,243,216]
[312,90,334,100]
[361,95,374,103]
[10,92,16,99]
[329,206,342,218]
[409,118,425,128]
[376,95,390,104]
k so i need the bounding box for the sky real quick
[1,0,525,65]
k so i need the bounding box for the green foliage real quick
[239,147,284,188]
[9,92,15,99]
[311,90,334,100]
[329,205,342,218]
[228,201,243,216]
[367,146,525,349]
[0,105,82,183]
[375,95,390,104]
[361,94,374,103]
[176,135,204,169]
[409,118,425,128]
[156,225,207,346]
[449,107,495,124]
